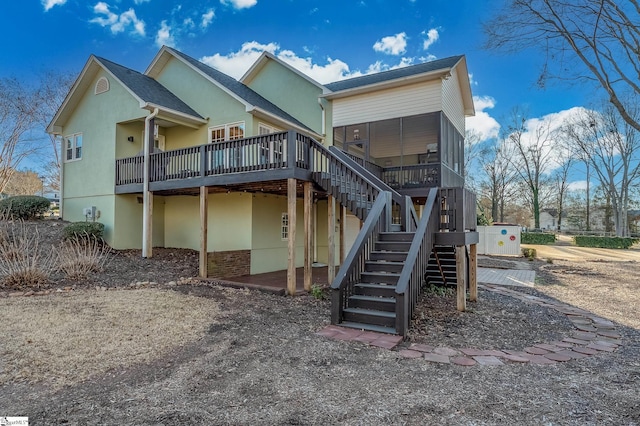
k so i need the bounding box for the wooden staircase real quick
[341,231,414,333]
[310,140,442,336]
[424,245,457,287]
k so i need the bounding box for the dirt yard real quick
[0,220,638,425]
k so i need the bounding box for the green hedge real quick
[521,232,556,244]
[0,195,51,220]
[63,222,105,241]
[573,235,638,249]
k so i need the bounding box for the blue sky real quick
[2,0,593,172]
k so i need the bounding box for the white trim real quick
[63,133,83,162]
[281,212,289,240]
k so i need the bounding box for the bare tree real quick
[564,105,640,236]
[463,129,483,189]
[0,78,41,194]
[4,169,43,196]
[485,0,640,132]
[553,154,574,231]
[33,70,75,191]
[504,110,556,229]
[477,139,519,223]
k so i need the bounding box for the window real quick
[281,213,289,240]
[258,123,283,165]
[209,122,245,143]
[209,122,245,168]
[65,133,83,161]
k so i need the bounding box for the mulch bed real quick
[1,219,639,425]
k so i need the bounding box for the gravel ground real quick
[0,220,638,425]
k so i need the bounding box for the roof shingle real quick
[166,48,313,132]
[96,56,203,119]
[325,55,463,92]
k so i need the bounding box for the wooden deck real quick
[211,266,329,295]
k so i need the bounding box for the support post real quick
[327,195,336,283]
[287,178,297,295]
[456,245,466,311]
[142,114,156,258]
[199,186,208,278]
[339,206,346,264]
[304,182,312,292]
[469,244,478,302]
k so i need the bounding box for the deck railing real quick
[395,187,439,335]
[330,194,391,324]
[439,187,477,232]
[381,163,440,190]
[116,131,294,185]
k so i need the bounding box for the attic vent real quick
[95,77,110,95]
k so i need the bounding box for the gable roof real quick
[325,56,463,92]
[322,55,474,116]
[146,46,319,136]
[240,51,328,93]
[96,57,204,119]
[48,55,206,134]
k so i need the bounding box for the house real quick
[48,46,478,336]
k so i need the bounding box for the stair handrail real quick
[394,187,439,335]
[330,192,391,324]
[328,146,403,204]
[328,146,418,231]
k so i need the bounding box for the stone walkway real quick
[317,276,622,366]
[476,268,536,287]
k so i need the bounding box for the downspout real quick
[142,108,159,258]
[318,98,326,142]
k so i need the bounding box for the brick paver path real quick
[317,283,622,367]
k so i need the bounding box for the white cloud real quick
[155,20,175,47]
[568,180,588,191]
[466,96,500,141]
[133,0,150,3]
[199,41,446,85]
[220,0,257,9]
[201,41,362,83]
[183,18,195,28]
[373,32,408,55]
[90,2,145,36]
[42,0,66,11]
[422,28,439,50]
[201,9,215,28]
[201,41,278,78]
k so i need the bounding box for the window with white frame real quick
[281,212,289,240]
[65,133,83,161]
[209,122,245,168]
[258,123,283,165]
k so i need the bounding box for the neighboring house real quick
[48,46,477,335]
[536,208,569,231]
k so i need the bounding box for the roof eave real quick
[240,51,329,94]
[321,68,452,100]
[144,103,208,128]
[248,106,322,140]
[47,55,101,134]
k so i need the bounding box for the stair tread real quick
[339,321,397,335]
[349,294,396,303]
[361,271,401,276]
[343,307,395,318]
[355,283,397,288]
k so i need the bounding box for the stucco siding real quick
[250,194,304,274]
[154,57,255,147]
[245,60,324,136]
[331,80,442,127]
[164,192,252,251]
[441,69,466,135]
